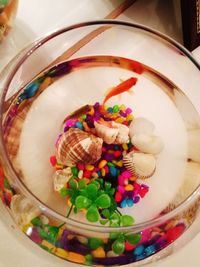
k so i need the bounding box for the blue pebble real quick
[120,199,127,208]
[133,245,144,256]
[109,166,117,176]
[24,82,39,98]
[144,245,157,256]
[97,170,101,177]
[75,121,83,130]
[107,107,113,113]
[126,199,134,207]
[135,254,145,261]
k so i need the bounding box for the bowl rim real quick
[0,19,200,233]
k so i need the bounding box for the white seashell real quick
[129,117,155,138]
[116,123,130,144]
[94,121,119,144]
[94,120,129,144]
[57,128,103,166]
[188,129,200,163]
[10,194,41,227]
[53,167,72,191]
[123,151,156,179]
[131,133,164,154]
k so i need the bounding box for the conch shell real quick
[57,128,103,166]
[131,133,164,155]
[10,194,41,227]
[94,119,129,144]
[123,151,156,179]
[53,167,73,191]
[129,117,155,137]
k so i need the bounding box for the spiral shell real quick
[10,194,41,227]
[131,133,164,155]
[94,120,129,144]
[123,151,156,179]
[129,117,155,137]
[57,128,103,166]
[53,167,73,191]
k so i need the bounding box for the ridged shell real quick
[10,194,41,227]
[53,167,72,191]
[131,133,164,155]
[94,120,129,144]
[123,151,156,179]
[57,128,103,166]
[129,117,155,138]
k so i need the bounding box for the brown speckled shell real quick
[57,128,103,166]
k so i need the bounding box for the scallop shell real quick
[94,120,129,144]
[123,151,156,179]
[129,117,155,138]
[188,129,200,163]
[53,167,73,191]
[131,133,164,154]
[57,128,103,166]
[10,194,41,227]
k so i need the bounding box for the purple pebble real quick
[94,102,100,109]
[134,196,140,203]
[119,110,127,117]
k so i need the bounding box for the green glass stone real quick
[113,105,120,113]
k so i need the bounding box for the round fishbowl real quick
[0,0,18,42]
[0,20,200,266]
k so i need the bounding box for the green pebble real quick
[85,254,93,265]
[107,162,115,167]
[113,105,119,113]
[71,166,78,177]
[112,240,125,255]
[31,217,42,226]
[81,114,87,121]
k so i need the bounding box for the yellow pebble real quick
[125,184,134,191]
[122,143,128,150]
[116,118,124,124]
[86,164,94,171]
[57,227,65,239]
[116,161,123,167]
[41,240,56,252]
[87,107,95,116]
[112,160,117,165]
[98,160,107,169]
[120,104,126,111]
[101,168,106,177]
[92,247,106,258]
[23,224,31,233]
[67,252,85,264]
[67,198,72,207]
[83,122,91,132]
[40,77,52,91]
[18,99,26,110]
[55,248,68,259]
[127,114,134,121]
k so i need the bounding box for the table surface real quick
[0,0,200,266]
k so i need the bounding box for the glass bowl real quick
[0,0,18,42]
[0,20,200,266]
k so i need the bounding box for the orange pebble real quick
[130,176,137,181]
[125,184,134,191]
[67,252,85,264]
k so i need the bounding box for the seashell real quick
[123,151,156,179]
[57,128,103,166]
[131,133,164,154]
[188,129,200,163]
[129,117,155,138]
[53,167,73,191]
[10,194,41,227]
[94,120,129,144]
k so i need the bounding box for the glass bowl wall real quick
[0,20,200,266]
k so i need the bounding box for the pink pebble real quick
[121,171,132,179]
[118,175,126,185]
[65,119,76,127]
[126,107,132,114]
[50,156,57,166]
[118,185,125,193]
[77,163,85,170]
